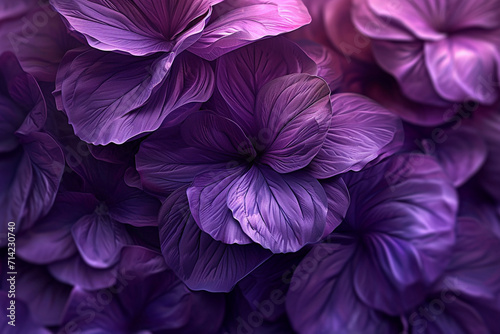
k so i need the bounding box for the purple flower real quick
[352,0,500,105]
[17,152,161,290]
[51,0,312,145]
[0,52,64,246]
[137,38,401,253]
[0,292,50,334]
[286,154,458,333]
[61,247,225,334]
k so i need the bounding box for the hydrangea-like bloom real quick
[0,52,64,246]
[51,0,311,145]
[352,0,500,105]
[137,38,402,253]
[286,154,458,333]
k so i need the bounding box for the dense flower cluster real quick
[1,0,500,333]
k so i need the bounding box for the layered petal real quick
[216,37,317,133]
[57,50,214,145]
[71,213,132,269]
[159,187,271,292]
[308,93,403,178]
[227,165,328,253]
[256,74,332,174]
[50,0,219,56]
[137,112,254,195]
[189,0,311,60]
[425,34,499,104]
[187,166,252,244]
[286,241,401,334]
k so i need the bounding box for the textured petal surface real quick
[216,37,317,133]
[286,242,400,334]
[50,0,219,55]
[227,165,328,253]
[256,74,332,174]
[71,214,131,269]
[308,93,402,178]
[187,166,252,244]
[189,0,311,60]
[58,50,214,145]
[159,187,271,292]
[137,112,253,195]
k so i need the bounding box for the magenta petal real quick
[50,0,218,56]
[189,0,311,60]
[58,50,214,145]
[187,166,253,244]
[159,187,271,292]
[71,213,131,269]
[425,34,499,104]
[308,93,402,178]
[216,37,317,133]
[227,165,328,253]
[257,74,332,174]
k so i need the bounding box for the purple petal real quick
[321,177,350,237]
[189,0,311,60]
[187,166,253,244]
[71,213,131,269]
[108,184,160,227]
[429,128,487,187]
[50,0,219,56]
[346,154,458,314]
[371,40,448,106]
[49,254,118,290]
[17,192,97,264]
[159,187,271,292]
[308,93,403,178]
[58,50,214,145]
[425,33,499,104]
[286,242,401,333]
[17,265,71,326]
[137,112,254,195]
[216,37,317,133]
[227,165,328,253]
[257,74,332,174]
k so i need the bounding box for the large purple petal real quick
[71,213,132,269]
[425,33,500,104]
[216,37,317,133]
[17,192,97,264]
[286,241,401,334]
[189,0,311,60]
[308,93,403,178]
[322,177,350,237]
[57,49,214,145]
[187,166,253,244]
[345,154,458,314]
[256,74,332,174]
[227,165,328,253]
[137,112,254,195]
[159,187,271,292]
[50,0,220,56]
